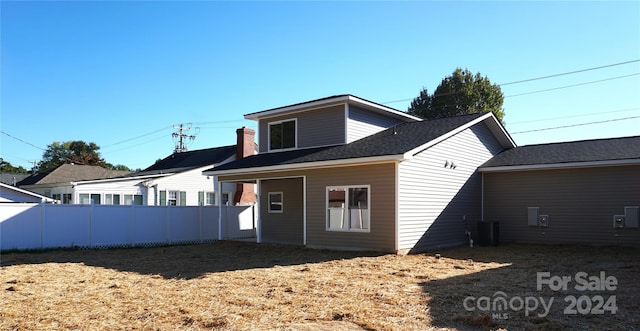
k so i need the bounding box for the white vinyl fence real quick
[0,203,256,251]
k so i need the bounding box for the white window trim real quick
[268,191,283,213]
[267,118,297,152]
[205,191,215,206]
[326,185,371,233]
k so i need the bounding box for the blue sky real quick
[2,1,639,170]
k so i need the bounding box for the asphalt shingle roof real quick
[132,145,237,175]
[481,135,640,168]
[18,164,131,186]
[211,113,488,172]
[0,173,31,186]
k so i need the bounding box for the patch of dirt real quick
[1,241,638,330]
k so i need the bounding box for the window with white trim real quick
[105,194,121,205]
[206,192,215,205]
[268,192,283,213]
[327,186,370,232]
[124,194,143,205]
[198,191,216,206]
[79,193,101,205]
[269,119,296,150]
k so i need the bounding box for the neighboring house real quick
[18,164,131,203]
[205,94,515,253]
[479,136,640,247]
[17,128,256,206]
[0,173,31,186]
[0,182,55,203]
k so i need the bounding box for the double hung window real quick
[269,119,296,150]
[268,192,283,213]
[327,186,370,232]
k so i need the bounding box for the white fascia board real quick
[0,182,55,201]
[244,96,351,120]
[479,158,640,172]
[484,114,517,148]
[244,95,421,122]
[73,173,171,185]
[346,95,422,122]
[206,154,405,177]
[403,113,496,159]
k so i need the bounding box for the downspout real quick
[481,172,484,222]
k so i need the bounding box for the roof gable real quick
[207,112,512,174]
[480,135,640,170]
[244,94,422,122]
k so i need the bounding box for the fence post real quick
[40,203,45,249]
[129,204,134,247]
[89,204,93,249]
[199,205,203,243]
[166,206,170,244]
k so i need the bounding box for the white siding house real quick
[19,128,257,206]
[0,182,55,203]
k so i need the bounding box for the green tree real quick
[105,163,135,172]
[408,68,505,123]
[38,140,131,172]
[0,158,28,173]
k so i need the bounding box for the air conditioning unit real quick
[613,215,625,228]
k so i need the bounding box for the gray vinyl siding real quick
[397,122,505,253]
[260,178,304,245]
[220,163,397,252]
[347,106,405,143]
[258,105,346,152]
[483,165,640,247]
[305,163,396,252]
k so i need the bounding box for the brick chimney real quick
[233,127,256,205]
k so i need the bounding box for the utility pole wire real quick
[505,73,640,98]
[508,107,640,125]
[381,59,640,105]
[0,130,46,150]
[101,126,173,149]
[499,59,640,86]
[511,115,640,134]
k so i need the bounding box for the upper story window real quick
[269,119,296,151]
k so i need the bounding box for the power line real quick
[381,59,640,105]
[0,130,46,150]
[505,73,640,98]
[499,59,640,86]
[101,126,172,149]
[101,133,169,155]
[511,115,640,134]
[508,107,640,125]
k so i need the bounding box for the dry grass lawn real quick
[1,241,638,330]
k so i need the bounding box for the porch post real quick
[217,179,223,241]
[256,179,262,243]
